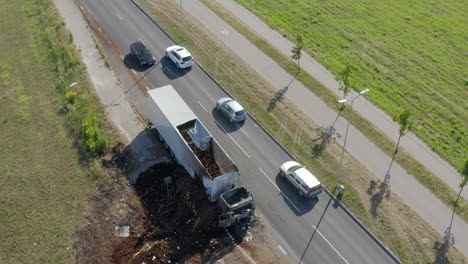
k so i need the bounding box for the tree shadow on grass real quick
[369,181,390,218]
[267,86,289,112]
[311,112,342,158]
[432,238,451,264]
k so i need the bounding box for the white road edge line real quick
[197,100,208,112]
[258,168,302,214]
[115,12,124,21]
[216,121,250,158]
[278,245,287,255]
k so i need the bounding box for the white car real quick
[280,161,322,198]
[216,97,247,123]
[165,45,194,69]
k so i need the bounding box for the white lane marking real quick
[229,134,250,158]
[239,127,249,138]
[197,101,208,112]
[164,66,174,76]
[278,245,287,255]
[115,12,124,21]
[312,225,350,264]
[216,121,250,158]
[138,37,145,44]
[258,168,301,214]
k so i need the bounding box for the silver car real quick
[216,97,247,123]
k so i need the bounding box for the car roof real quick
[226,100,244,112]
[294,167,320,188]
[131,41,147,51]
[174,47,191,58]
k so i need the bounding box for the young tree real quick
[455,158,468,212]
[384,109,413,185]
[336,63,352,99]
[393,109,413,156]
[448,157,468,240]
[291,35,303,74]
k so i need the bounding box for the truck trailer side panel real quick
[147,86,203,179]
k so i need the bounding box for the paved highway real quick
[80,0,398,263]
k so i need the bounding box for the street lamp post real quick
[180,0,185,41]
[335,89,370,190]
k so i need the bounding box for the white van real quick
[280,161,322,198]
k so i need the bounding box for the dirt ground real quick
[73,144,287,264]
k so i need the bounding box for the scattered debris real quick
[115,226,130,237]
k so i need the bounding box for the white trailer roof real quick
[148,85,197,127]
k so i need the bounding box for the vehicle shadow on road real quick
[160,56,191,80]
[123,53,158,72]
[275,172,319,216]
[212,108,243,133]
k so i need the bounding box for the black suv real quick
[130,41,156,66]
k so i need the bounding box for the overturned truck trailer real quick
[147,85,239,201]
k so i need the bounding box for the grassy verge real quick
[91,33,112,68]
[200,0,467,222]
[0,0,118,262]
[137,0,467,262]
[234,0,467,170]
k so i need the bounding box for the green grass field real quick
[0,0,115,262]
[235,0,467,168]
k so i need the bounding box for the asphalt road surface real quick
[80,0,398,263]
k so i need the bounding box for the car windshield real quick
[309,184,322,192]
[235,110,246,117]
[288,165,302,173]
[182,56,192,62]
[140,49,151,55]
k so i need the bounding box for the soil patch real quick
[111,162,243,263]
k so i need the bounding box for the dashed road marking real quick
[229,134,250,158]
[278,245,287,255]
[115,12,124,21]
[164,66,174,76]
[138,37,145,44]
[258,168,302,214]
[216,121,250,158]
[197,101,208,112]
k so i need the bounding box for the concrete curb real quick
[130,0,400,262]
